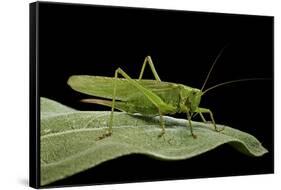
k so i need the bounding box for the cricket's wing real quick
[81,98,159,115]
[67,75,180,102]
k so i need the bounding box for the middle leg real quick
[187,112,197,138]
[158,110,165,138]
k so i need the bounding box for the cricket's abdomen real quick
[126,83,182,115]
[124,98,160,115]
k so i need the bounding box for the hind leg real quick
[138,56,161,81]
[97,67,176,140]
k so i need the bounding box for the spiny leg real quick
[138,55,167,138]
[199,112,207,123]
[97,67,176,140]
[187,112,197,139]
[138,56,161,81]
[196,107,224,132]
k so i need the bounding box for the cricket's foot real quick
[205,121,225,132]
[157,130,165,138]
[191,133,197,139]
[157,131,175,145]
[214,125,225,132]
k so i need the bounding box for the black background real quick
[38,2,273,187]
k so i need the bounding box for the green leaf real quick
[40,97,268,186]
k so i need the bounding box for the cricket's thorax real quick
[178,85,202,113]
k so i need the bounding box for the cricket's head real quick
[180,87,203,113]
[189,89,203,112]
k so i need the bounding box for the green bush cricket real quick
[67,48,264,140]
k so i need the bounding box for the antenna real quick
[201,45,228,91]
[202,78,270,95]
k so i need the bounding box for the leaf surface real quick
[40,97,268,185]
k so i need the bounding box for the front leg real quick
[195,107,224,132]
